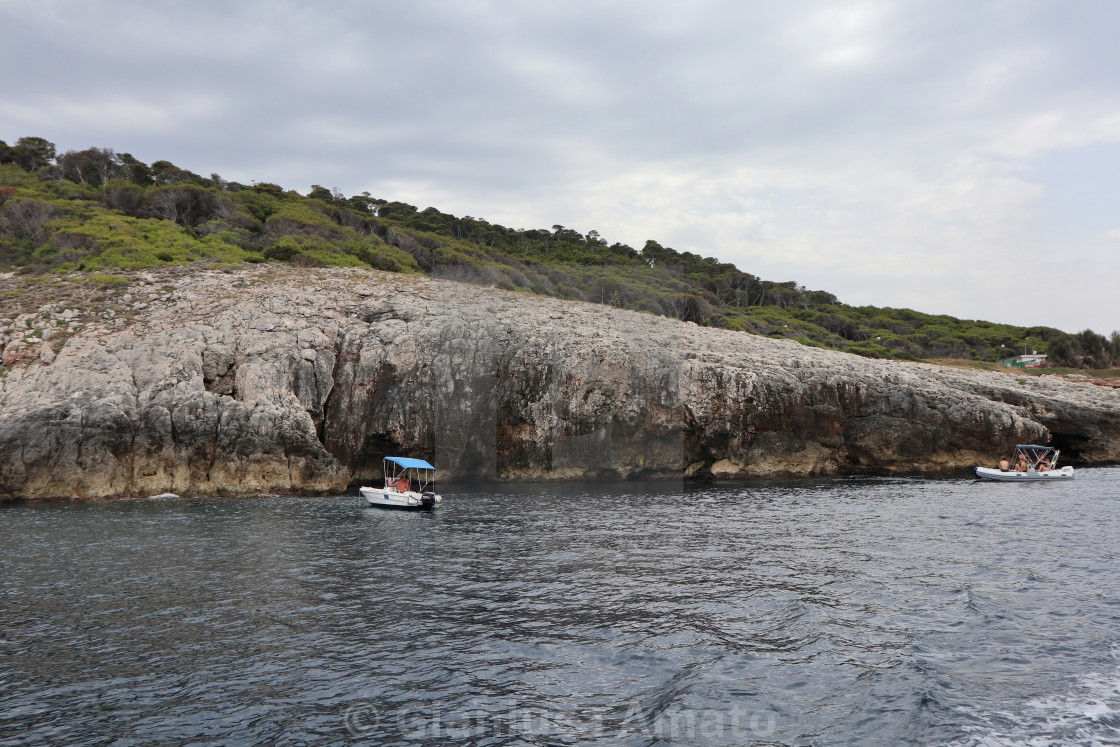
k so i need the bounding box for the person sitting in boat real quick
[1036,458,1051,472]
[390,475,410,492]
[998,458,1011,472]
[1015,454,1030,472]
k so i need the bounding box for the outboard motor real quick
[420,492,436,508]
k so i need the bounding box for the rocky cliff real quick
[1,266,1117,499]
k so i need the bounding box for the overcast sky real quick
[2,0,1118,333]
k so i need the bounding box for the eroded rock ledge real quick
[1,266,1117,499]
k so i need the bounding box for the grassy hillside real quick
[1,136,1113,366]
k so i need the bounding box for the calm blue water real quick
[2,469,1120,746]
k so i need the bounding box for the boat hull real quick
[974,466,1074,482]
[360,486,443,510]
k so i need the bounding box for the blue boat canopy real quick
[385,456,436,470]
[1015,444,1054,451]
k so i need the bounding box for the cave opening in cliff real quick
[341,434,405,482]
[450,440,496,483]
[1048,431,1090,465]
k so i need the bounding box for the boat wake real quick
[950,670,1120,746]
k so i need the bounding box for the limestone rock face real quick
[1,266,1117,499]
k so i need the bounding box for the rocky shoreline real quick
[2,265,1118,500]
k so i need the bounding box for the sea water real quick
[2,468,1120,745]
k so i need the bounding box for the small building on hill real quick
[1002,353,1048,368]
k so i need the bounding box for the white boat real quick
[360,456,444,510]
[974,444,1074,482]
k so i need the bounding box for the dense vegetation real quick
[1,135,1115,367]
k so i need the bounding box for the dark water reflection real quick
[3,469,1120,745]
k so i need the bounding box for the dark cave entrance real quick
[1048,431,1092,466]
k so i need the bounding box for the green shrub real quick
[264,235,363,268]
[87,272,129,288]
[337,237,419,273]
[846,343,895,359]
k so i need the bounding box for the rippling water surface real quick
[3,469,1120,745]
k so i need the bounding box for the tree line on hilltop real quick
[1,135,1115,368]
